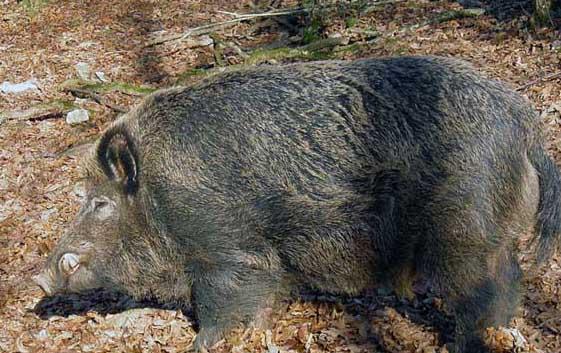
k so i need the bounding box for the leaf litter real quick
[1,0,560,352]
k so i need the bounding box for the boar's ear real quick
[97,125,139,195]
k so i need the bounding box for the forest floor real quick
[0,0,560,352]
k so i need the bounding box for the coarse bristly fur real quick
[34,56,561,353]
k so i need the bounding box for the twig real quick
[216,10,244,17]
[300,36,345,52]
[146,19,245,47]
[402,8,485,32]
[146,8,307,47]
[216,8,307,19]
[65,87,128,113]
[148,0,412,47]
[245,37,345,65]
[118,90,145,97]
[516,71,561,91]
[361,0,409,14]
[61,79,156,96]
[1,106,66,123]
[28,111,64,122]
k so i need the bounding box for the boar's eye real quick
[59,253,80,275]
[90,197,115,219]
[92,197,108,210]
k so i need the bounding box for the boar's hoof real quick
[450,337,490,353]
[192,327,223,353]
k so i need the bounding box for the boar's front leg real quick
[190,249,283,351]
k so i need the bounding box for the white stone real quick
[0,79,39,94]
[76,62,91,80]
[95,71,109,82]
[66,109,89,125]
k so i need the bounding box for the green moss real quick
[51,99,78,111]
[333,42,362,56]
[61,79,157,95]
[345,17,358,28]
[174,38,345,86]
[174,68,213,85]
[303,18,323,44]
[435,8,486,23]
[20,0,49,16]
[377,37,410,56]
[301,0,316,7]
[402,0,424,9]
[0,99,77,123]
[178,68,209,79]
[114,82,157,95]
[246,46,331,65]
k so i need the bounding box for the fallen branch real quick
[300,36,345,52]
[28,111,64,122]
[215,8,307,19]
[147,0,415,47]
[333,36,381,54]
[516,71,561,91]
[402,8,485,32]
[361,0,409,14]
[0,103,73,123]
[146,8,307,47]
[65,87,127,113]
[61,79,156,96]
[246,37,344,65]
[174,37,346,85]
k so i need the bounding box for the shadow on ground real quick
[33,288,192,320]
[31,286,455,349]
[462,0,560,25]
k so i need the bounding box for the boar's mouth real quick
[32,272,55,297]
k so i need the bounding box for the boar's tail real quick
[96,124,140,194]
[530,146,561,262]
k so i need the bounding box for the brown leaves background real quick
[1,0,560,352]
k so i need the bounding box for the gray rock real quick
[76,62,91,80]
[66,109,89,125]
[95,71,109,82]
[184,35,213,48]
[0,79,39,94]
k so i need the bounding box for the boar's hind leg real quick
[191,253,282,351]
[439,154,538,353]
[442,248,521,353]
[424,208,523,353]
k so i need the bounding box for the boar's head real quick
[33,126,145,296]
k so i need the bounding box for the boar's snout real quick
[32,272,54,296]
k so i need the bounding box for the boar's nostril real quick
[32,274,53,296]
[60,253,80,275]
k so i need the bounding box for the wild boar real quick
[33,56,561,353]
